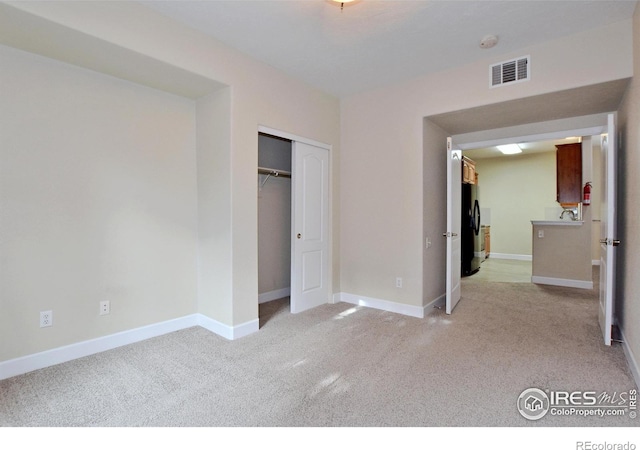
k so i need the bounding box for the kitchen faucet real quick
[560,208,577,221]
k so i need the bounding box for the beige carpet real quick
[0,275,637,427]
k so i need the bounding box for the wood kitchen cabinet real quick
[462,156,476,184]
[556,143,582,206]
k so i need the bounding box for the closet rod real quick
[258,166,291,178]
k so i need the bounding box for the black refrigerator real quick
[461,183,482,277]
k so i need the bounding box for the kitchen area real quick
[460,155,491,277]
[462,134,601,288]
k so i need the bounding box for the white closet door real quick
[290,141,329,313]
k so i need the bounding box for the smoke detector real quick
[480,35,498,49]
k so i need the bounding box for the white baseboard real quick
[335,292,425,318]
[592,259,601,266]
[489,253,532,261]
[424,293,446,315]
[0,313,260,381]
[197,315,259,340]
[258,287,290,304]
[619,326,640,390]
[531,276,593,290]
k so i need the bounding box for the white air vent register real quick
[490,56,530,87]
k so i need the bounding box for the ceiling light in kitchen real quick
[497,144,522,155]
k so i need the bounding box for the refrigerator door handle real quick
[473,200,481,235]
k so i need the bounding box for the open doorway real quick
[448,123,607,304]
[460,135,594,284]
[441,114,618,348]
[258,132,293,324]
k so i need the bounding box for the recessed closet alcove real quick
[258,133,292,305]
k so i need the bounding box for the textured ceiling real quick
[141,0,637,98]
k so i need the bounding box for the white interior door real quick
[290,141,329,314]
[446,137,462,314]
[599,113,618,346]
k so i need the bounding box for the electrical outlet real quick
[538,230,544,238]
[40,310,53,328]
[99,301,110,316]
[396,277,403,288]
[426,237,432,249]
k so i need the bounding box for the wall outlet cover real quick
[40,310,53,328]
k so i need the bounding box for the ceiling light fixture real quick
[330,0,357,11]
[497,144,522,155]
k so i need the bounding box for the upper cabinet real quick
[556,142,582,206]
[462,156,477,184]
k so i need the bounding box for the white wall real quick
[617,3,640,385]
[196,89,232,323]
[0,45,198,361]
[341,19,632,309]
[473,151,557,257]
[422,120,448,307]
[1,2,340,364]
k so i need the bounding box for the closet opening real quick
[258,132,293,323]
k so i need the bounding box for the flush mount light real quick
[497,144,522,155]
[329,0,358,11]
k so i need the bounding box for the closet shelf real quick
[258,166,291,178]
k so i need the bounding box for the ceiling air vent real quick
[490,56,530,88]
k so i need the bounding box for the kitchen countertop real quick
[531,220,584,226]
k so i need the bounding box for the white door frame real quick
[599,113,618,346]
[446,137,462,314]
[257,125,333,310]
[454,126,607,151]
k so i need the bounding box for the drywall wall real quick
[422,120,448,307]
[341,18,632,309]
[531,223,592,283]
[0,2,340,366]
[472,151,557,258]
[617,4,640,385]
[1,2,340,341]
[0,44,198,361]
[196,89,232,323]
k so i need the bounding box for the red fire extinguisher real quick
[583,182,592,205]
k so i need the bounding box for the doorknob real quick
[613,239,621,246]
[600,238,608,244]
[297,233,301,239]
[442,232,458,237]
